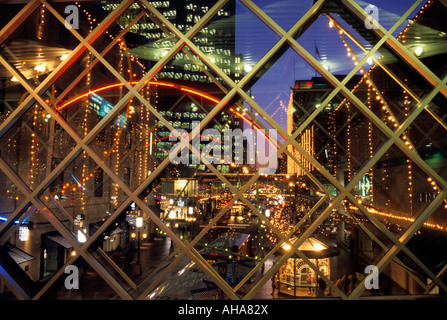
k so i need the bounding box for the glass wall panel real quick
[0,0,446,301]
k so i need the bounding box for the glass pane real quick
[0,0,446,301]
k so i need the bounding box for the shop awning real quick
[46,234,73,249]
[281,237,340,259]
[5,244,35,264]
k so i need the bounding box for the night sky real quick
[234,0,427,127]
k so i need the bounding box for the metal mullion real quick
[155,0,323,151]
[295,244,349,300]
[0,157,81,251]
[0,1,40,45]
[284,148,331,196]
[190,136,336,299]
[244,192,345,299]
[275,0,422,147]
[347,210,428,290]
[137,188,251,299]
[38,0,135,97]
[188,145,272,299]
[234,194,331,295]
[348,191,447,299]
[241,0,325,39]
[0,53,90,165]
[426,264,447,294]
[81,249,134,299]
[242,0,347,93]
[411,114,444,152]
[344,191,445,293]
[81,135,239,299]
[0,159,126,300]
[0,268,30,300]
[137,188,255,299]
[340,80,447,294]
[425,108,447,132]
[322,41,447,192]
[180,46,230,93]
[43,1,151,106]
[141,11,243,141]
[244,116,406,299]
[137,5,232,95]
[349,75,447,192]
[326,12,425,106]
[42,0,183,140]
[237,0,325,90]
[1,38,168,301]
[81,146,176,252]
[55,10,147,105]
[137,166,274,299]
[0,201,33,245]
[139,0,229,42]
[188,141,278,251]
[138,0,233,100]
[328,18,422,152]
[238,87,347,194]
[0,0,136,138]
[32,253,79,300]
[136,248,181,299]
[0,132,82,242]
[292,98,349,156]
[190,141,277,243]
[45,191,89,242]
[138,0,184,40]
[0,83,35,139]
[240,102,332,196]
[222,16,442,298]
[342,0,447,98]
[97,247,137,290]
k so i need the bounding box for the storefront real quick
[276,237,339,297]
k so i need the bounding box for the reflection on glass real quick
[0,0,446,301]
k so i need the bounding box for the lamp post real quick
[135,216,143,275]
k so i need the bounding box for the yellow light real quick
[34,64,46,73]
[414,46,423,56]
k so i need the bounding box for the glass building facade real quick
[0,0,446,301]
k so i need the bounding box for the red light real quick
[57,81,215,110]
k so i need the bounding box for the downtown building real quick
[286,0,447,295]
[0,0,446,301]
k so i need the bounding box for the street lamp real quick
[136,216,143,228]
[77,229,87,243]
[135,216,143,276]
[265,209,270,217]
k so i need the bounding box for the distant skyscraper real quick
[102,0,243,87]
[103,0,243,174]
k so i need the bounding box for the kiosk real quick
[277,237,340,297]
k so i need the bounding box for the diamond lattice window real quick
[0,0,446,300]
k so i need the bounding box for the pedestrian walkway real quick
[45,236,409,300]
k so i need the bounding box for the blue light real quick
[0,216,29,225]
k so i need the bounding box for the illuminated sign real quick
[359,175,372,196]
[90,93,128,127]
